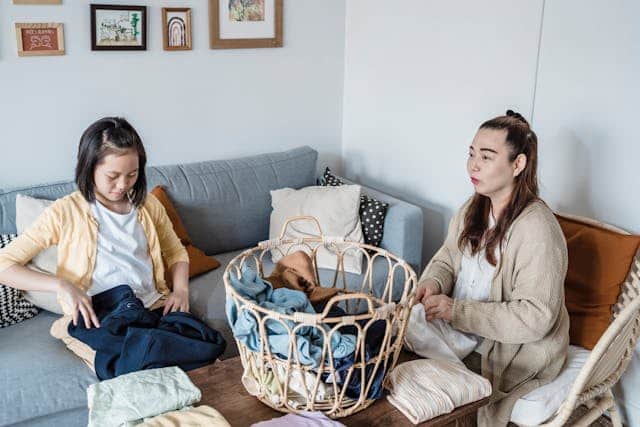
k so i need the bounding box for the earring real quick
[126,190,134,204]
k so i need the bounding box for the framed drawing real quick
[13,0,62,4]
[162,8,192,51]
[15,23,64,57]
[91,4,147,51]
[209,0,282,49]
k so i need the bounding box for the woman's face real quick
[93,150,139,204]
[467,128,522,199]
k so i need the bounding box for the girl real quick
[411,110,569,426]
[0,117,224,379]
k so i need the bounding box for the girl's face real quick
[93,150,139,204]
[467,128,524,199]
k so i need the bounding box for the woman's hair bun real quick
[506,109,529,126]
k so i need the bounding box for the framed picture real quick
[13,0,62,4]
[162,8,192,51]
[91,4,147,51]
[15,23,64,57]
[209,0,283,49]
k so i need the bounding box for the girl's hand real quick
[422,294,454,322]
[57,280,100,328]
[414,278,440,306]
[163,288,189,315]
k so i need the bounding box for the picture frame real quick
[162,7,192,51]
[91,4,147,51]
[209,0,283,49]
[15,23,65,57]
[12,0,62,4]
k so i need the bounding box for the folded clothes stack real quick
[385,359,492,425]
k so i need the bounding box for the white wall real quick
[342,0,639,266]
[533,0,640,236]
[0,0,346,189]
[342,0,544,263]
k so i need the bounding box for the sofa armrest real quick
[338,178,423,274]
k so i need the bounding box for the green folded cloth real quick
[88,366,201,427]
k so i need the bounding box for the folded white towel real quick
[386,359,492,425]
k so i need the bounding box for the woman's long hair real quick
[458,110,539,266]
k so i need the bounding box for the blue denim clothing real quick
[226,265,356,368]
[69,285,226,380]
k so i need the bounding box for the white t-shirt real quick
[87,201,161,308]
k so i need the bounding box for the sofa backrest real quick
[0,146,318,255]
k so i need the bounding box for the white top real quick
[446,212,499,354]
[405,213,499,362]
[87,201,161,308]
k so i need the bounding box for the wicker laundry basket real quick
[224,216,418,418]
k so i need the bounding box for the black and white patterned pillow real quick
[320,168,389,247]
[0,234,40,328]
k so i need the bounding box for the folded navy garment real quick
[321,305,390,400]
[69,284,226,380]
[226,265,356,368]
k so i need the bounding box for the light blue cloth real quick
[226,265,356,367]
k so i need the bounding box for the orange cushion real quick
[556,214,640,349]
[151,186,220,281]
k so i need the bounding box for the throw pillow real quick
[15,194,63,314]
[0,234,40,328]
[556,214,640,349]
[320,167,389,247]
[15,194,58,274]
[150,186,220,280]
[270,185,364,274]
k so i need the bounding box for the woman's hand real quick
[414,278,440,306]
[422,294,454,322]
[57,280,100,328]
[163,287,189,315]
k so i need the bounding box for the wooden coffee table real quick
[188,351,489,427]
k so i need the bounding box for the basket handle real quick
[278,215,324,239]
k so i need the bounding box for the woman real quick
[412,110,569,426]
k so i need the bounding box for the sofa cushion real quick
[16,194,58,275]
[0,311,97,426]
[150,186,220,280]
[146,146,318,255]
[511,345,591,426]
[557,214,640,349]
[13,195,65,314]
[269,185,364,274]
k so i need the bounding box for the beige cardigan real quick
[421,199,570,426]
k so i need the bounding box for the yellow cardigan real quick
[0,191,189,300]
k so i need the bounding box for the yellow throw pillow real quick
[150,186,220,282]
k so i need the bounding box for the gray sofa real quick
[0,146,423,427]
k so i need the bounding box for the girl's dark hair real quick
[75,117,147,207]
[458,109,540,266]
